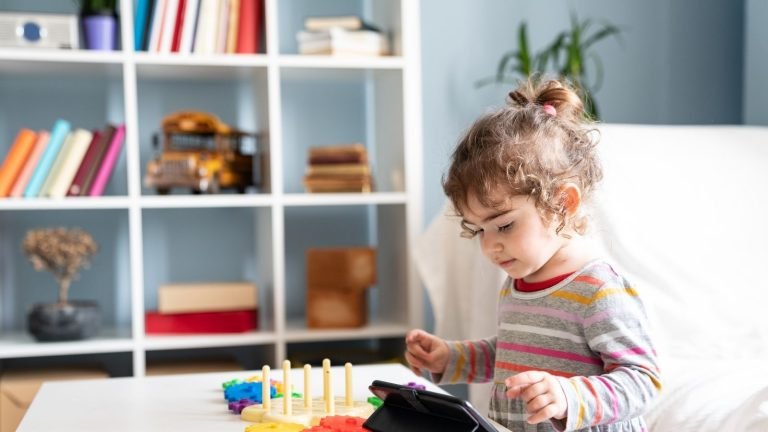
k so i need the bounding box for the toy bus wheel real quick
[157,188,170,195]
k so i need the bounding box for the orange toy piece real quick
[303,416,367,432]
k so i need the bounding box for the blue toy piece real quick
[224,381,276,403]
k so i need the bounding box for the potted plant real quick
[23,227,100,341]
[76,0,118,50]
[476,13,621,120]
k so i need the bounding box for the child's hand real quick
[404,329,449,376]
[505,371,567,424]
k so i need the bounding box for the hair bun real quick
[507,90,529,107]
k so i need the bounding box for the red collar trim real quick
[515,272,575,292]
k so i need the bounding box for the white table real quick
[18,363,438,432]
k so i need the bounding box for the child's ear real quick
[559,183,582,216]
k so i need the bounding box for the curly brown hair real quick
[442,79,603,235]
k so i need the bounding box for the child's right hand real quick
[404,329,449,376]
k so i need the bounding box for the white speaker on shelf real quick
[0,12,79,49]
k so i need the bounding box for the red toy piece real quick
[303,415,367,432]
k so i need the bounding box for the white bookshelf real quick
[0,0,422,376]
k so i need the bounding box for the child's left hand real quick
[505,371,567,424]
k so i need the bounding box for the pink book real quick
[88,124,125,196]
[9,131,50,198]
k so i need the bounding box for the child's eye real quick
[460,220,482,239]
[498,222,514,233]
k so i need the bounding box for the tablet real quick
[363,380,499,432]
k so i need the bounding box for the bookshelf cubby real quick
[0,0,422,377]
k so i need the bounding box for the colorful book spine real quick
[88,124,125,196]
[159,0,180,53]
[236,0,259,54]
[47,129,94,198]
[0,128,37,197]
[24,119,71,198]
[134,0,152,51]
[10,131,50,198]
[170,0,187,52]
[38,132,74,197]
[79,126,116,196]
[67,130,101,196]
[148,0,168,52]
[225,0,240,53]
[178,0,200,53]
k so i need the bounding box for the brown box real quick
[306,247,376,290]
[306,247,376,328]
[0,367,108,432]
[158,281,258,314]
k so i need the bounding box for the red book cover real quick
[75,125,115,196]
[235,0,261,54]
[66,130,100,196]
[171,0,187,52]
[145,309,258,334]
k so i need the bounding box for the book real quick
[225,0,240,53]
[298,28,388,56]
[158,0,180,53]
[88,124,125,196]
[215,0,230,53]
[76,125,116,196]
[24,119,71,198]
[306,163,370,176]
[133,0,153,51]
[304,15,378,32]
[147,0,168,52]
[170,0,187,52]
[308,143,367,156]
[193,0,217,54]
[38,132,75,197]
[145,309,258,334]
[178,0,200,53]
[0,128,37,197]
[158,282,258,314]
[235,0,260,54]
[46,129,93,198]
[66,130,102,196]
[9,131,49,198]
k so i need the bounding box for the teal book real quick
[24,119,71,198]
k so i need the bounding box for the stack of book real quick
[0,121,125,199]
[145,282,258,334]
[303,143,372,193]
[134,0,263,54]
[296,15,388,56]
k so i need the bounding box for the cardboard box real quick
[306,248,376,290]
[158,282,258,314]
[306,247,376,328]
[0,367,108,432]
[307,287,367,328]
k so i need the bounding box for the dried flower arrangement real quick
[23,227,99,306]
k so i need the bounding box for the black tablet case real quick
[363,380,498,432]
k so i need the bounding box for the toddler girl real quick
[406,79,661,431]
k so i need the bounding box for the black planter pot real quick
[27,300,101,342]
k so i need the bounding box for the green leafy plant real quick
[73,0,117,16]
[476,13,621,119]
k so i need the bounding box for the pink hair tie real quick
[542,104,557,116]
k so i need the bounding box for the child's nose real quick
[480,232,504,253]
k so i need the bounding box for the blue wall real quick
[420,0,748,226]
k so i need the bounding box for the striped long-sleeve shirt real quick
[435,260,662,432]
